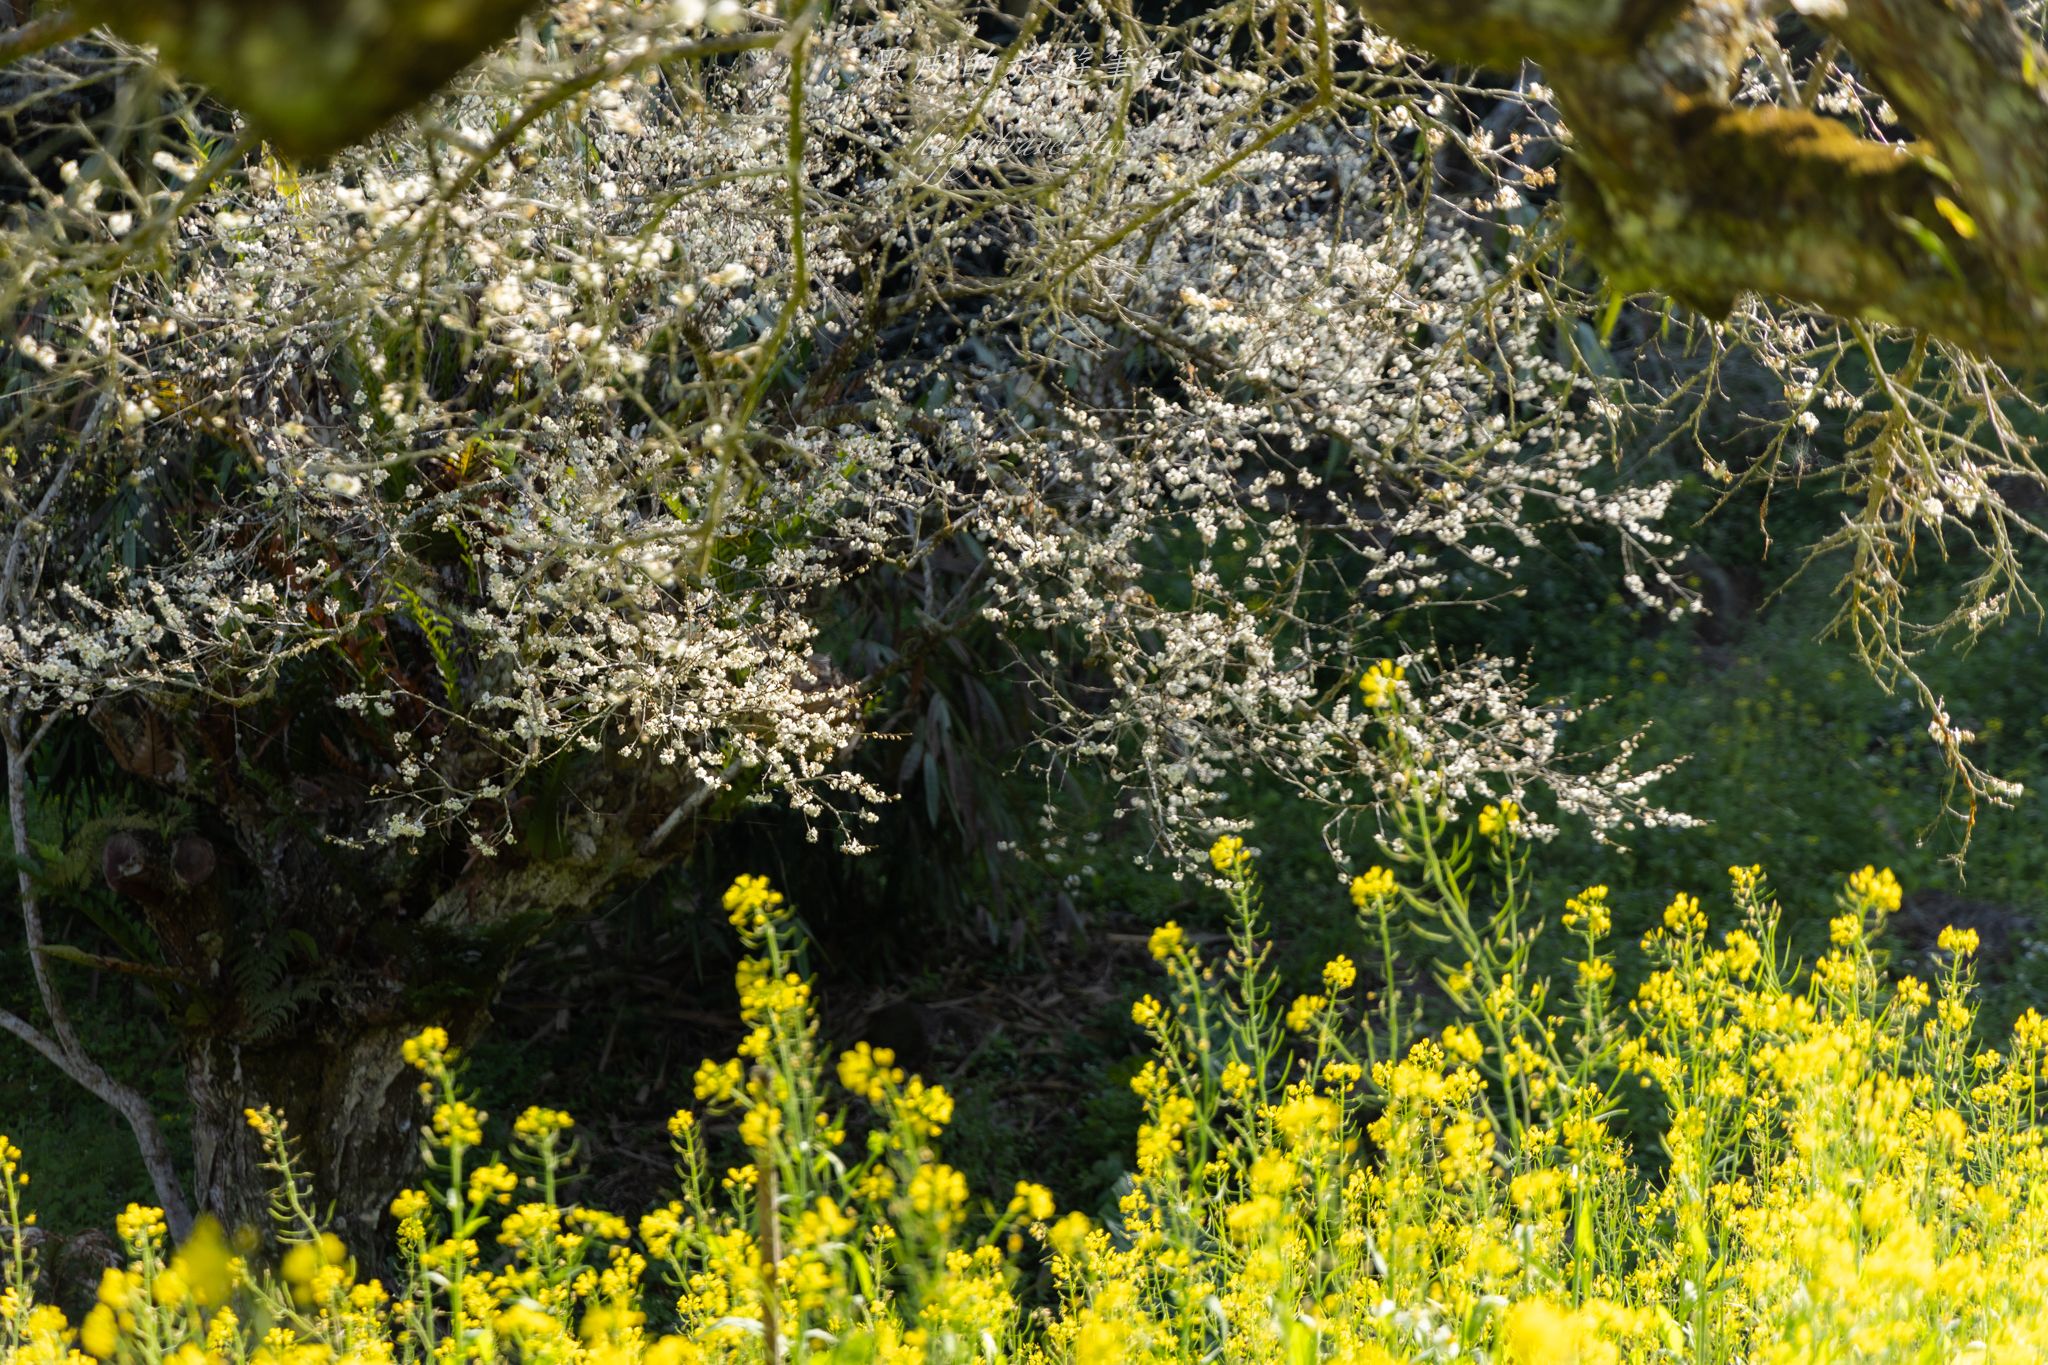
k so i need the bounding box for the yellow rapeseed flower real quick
[79,1305,118,1360]
[1562,884,1610,936]
[1147,921,1184,960]
[1048,1212,1093,1261]
[1501,1297,1590,1365]
[430,1100,484,1149]
[722,874,785,932]
[1008,1182,1056,1222]
[114,1204,167,1249]
[1358,659,1404,710]
[466,1161,518,1207]
[896,1077,955,1138]
[1663,892,1706,936]
[1350,865,1397,907]
[1477,799,1522,839]
[693,1058,743,1105]
[1209,835,1250,873]
[838,1041,904,1103]
[513,1106,574,1141]
[1284,994,1328,1033]
[908,1164,969,1233]
[1442,1023,1484,1064]
[1847,865,1903,916]
[401,1026,452,1070]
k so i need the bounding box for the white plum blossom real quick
[0,0,1704,872]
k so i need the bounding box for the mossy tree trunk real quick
[1365,0,2048,363]
[88,698,719,1241]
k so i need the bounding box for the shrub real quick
[6,818,2046,1361]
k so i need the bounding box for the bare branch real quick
[4,717,192,1234]
[0,10,90,67]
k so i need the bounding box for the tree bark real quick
[186,1022,464,1246]
[1364,0,2048,364]
[80,691,724,1241]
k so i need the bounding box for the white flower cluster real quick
[0,0,1691,861]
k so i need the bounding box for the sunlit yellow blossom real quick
[1938,924,1980,956]
[1284,994,1327,1033]
[430,1100,484,1148]
[1663,891,1706,936]
[693,1057,743,1105]
[838,1041,905,1104]
[896,1076,955,1138]
[907,1164,969,1233]
[1048,1212,1093,1261]
[205,1307,239,1355]
[1477,799,1521,838]
[1502,1298,1591,1365]
[1147,920,1184,960]
[1847,864,1903,915]
[1322,954,1357,992]
[169,1216,233,1308]
[1562,884,1611,935]
[1358,659,1404,709]
[114,1204,167,1248]
[1350,865,1397,907]
[79,1306,117,1360]
[645,1336,705,1365]
[1208,835,1250,872]
[466,1161,518,1207]
[1321,1060,1362,1088]
[1008,1182,1056,1222]
[738,1105,781,1150]
[401,1025,451,1070]
[722,873,785,932]
[1722,928,1762,978]
[1442,1023,1484,1064]
[513,1105,574,1141]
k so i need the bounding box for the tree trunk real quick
[81,695,725,1240]
[184,1020,477,1247]
[1360,0,2048,365]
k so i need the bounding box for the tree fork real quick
[1364,0,2048,363]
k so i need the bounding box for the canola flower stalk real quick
[5,841,2047,1363]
